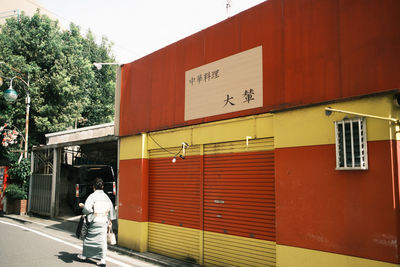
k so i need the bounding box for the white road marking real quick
[0,219,137,267]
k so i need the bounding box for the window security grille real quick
[334,118,368,170]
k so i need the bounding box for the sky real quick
[37,0,266,64]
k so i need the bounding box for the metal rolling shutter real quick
[148,146,202,263]
[203,138,276,267]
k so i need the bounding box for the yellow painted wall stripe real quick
[276,245,399,267]
[120,134,147,160]
[119,220,399,267]
[147,222,277,266]
[275,94,399,149]
[121,114,274,160]
[204,137,274,155]
[121,93,400,159]
[148,138,274,158]
[148,128,194,151]
[149,145,201,159]
[193,114,274,145]
[204,231,276,267]
[148,222,202,264]
[118,219,148,252]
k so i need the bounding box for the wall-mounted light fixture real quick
[180,142,189,159]
[148,134,190,163]
[172,142,190,163]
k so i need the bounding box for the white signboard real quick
[185,46,263,121]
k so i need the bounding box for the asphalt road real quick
[0,216,159,267]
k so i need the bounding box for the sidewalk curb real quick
[108,245,200,267]
[1,212,201,267]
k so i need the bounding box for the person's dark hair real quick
[94,178,104,190]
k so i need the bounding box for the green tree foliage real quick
[0,11,116,146]
[4,184,27,200]
[4,153,30,200]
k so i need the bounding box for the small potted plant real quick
[4,157,30,215]
[0,124,30,215]
[4,184,27,214]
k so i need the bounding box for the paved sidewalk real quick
[1,212,201,267]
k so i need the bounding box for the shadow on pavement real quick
[46,219,80,236]
[56,251,76,263]
[56,252,98,265]
[46,217,118,238]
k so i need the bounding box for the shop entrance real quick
[30,123,118,218]
[148,138,276,266]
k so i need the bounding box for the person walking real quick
[77,178,116,266]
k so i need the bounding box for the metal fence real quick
[29,174,52,216]
[29,148,57,217]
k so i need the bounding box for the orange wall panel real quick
[149,45,178,130]
[119,158,149,221]
[283,0,341,105]
[149,156,202,230]
[240,0,284,110]
[119,0,400,136]
[120,57,152,135]
[340,0,400,96]
[175,31,206,124]
[204,151,275,241]
[276,141,399,263]
[203,16,241,64]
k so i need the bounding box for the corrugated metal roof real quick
[45,122,115,145]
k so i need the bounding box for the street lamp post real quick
[3,75,30,158]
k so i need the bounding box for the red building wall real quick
[118,158,149,222]
[276,141,400,263]
[119,0,400,137]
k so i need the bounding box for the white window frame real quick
[334,117,368,170]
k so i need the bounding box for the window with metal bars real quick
[334,117,368,170]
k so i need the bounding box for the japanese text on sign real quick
[185,46,263,121]
[189,69,220,86]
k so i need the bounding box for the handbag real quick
[76,215,90,240]
[107,225,116,245]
